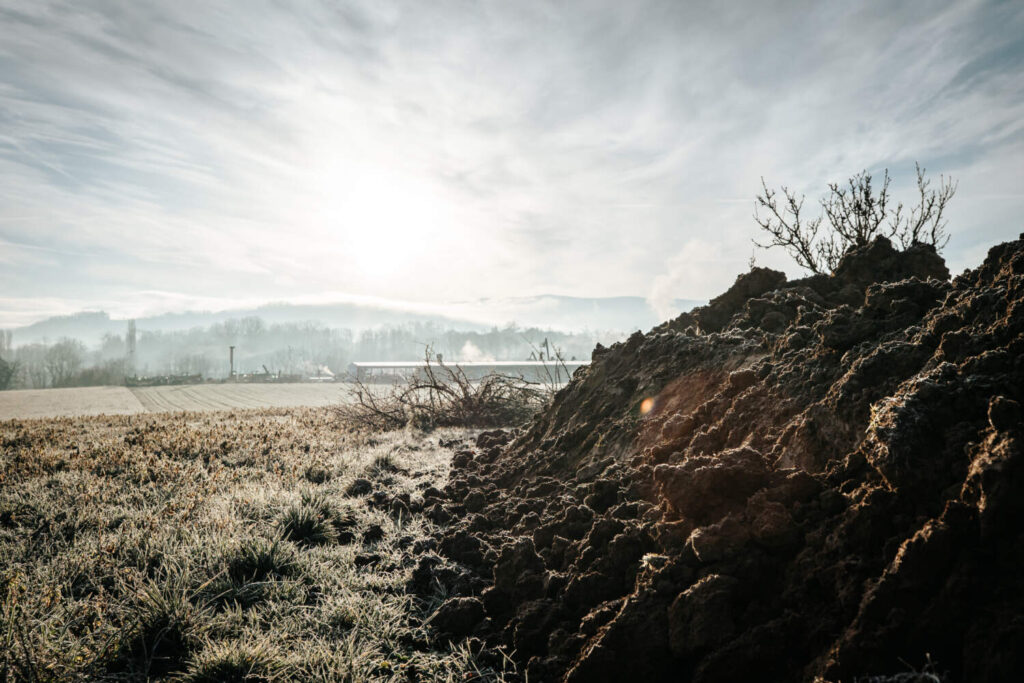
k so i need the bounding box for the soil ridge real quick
[418,235,1024,682]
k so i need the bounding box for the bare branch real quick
[336,346,552,431]
[894,163,957,249]
[821,169,891,247]
[753,164,956,274]
[753,178,825,274]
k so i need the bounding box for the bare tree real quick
[0,356,16,390]
[0,330,13,390]
[754,164,956,274]
[44,338,86,387]
[14,343,49,388]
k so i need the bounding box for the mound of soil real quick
[417,235,1024,682]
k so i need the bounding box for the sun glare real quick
[313,164,447,282]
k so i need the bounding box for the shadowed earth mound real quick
[414,235,1024,682]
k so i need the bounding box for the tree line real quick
[0,319,619,390]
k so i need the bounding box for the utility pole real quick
[229,345,235,380]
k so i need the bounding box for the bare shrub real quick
[337,350,551,431]
[754,163,957,274]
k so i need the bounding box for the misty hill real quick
[9,295,703,347]
[444,295,704,335]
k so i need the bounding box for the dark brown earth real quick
[413,235,1024,682]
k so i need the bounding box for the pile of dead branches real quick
[336,353,551,431]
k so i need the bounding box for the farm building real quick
[347,359,588,383]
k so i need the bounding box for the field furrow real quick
[1,383,351,420]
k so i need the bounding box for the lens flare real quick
[640,397,655,415]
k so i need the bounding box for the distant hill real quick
[9,295,704,347]
[10,311,120,347]
[442,295,704,333]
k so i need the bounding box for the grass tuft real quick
[279,502,338,547]
[182,637,288,682]
[302,463,332,484]
[225,537,298,584]
[119,573,212,677]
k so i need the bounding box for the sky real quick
[1,0,1022,328]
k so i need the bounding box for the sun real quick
[315,165,446,281]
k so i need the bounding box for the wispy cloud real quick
[0,0,1021,328]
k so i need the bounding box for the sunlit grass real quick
[0,407,516,681]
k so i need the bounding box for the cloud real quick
[646,238,748,321]
[0,0,1022,328]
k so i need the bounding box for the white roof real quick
[351,360,589,368]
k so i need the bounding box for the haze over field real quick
[8,295,705,347]
[1,0,1022,330]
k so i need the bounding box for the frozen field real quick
[0,383,352,420]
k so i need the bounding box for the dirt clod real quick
[431,597,486,639]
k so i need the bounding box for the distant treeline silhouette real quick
[0,319,620,389]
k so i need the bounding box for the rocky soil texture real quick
[416,235,1024,682]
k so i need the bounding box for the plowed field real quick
[0,383,350,420]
